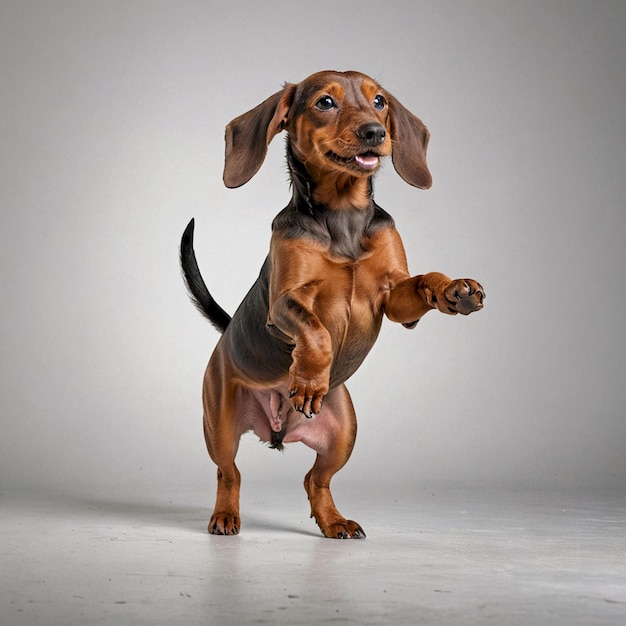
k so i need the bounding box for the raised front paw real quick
[441,278,485,315]
[288,348,331,418]
[420,274,485,316]
[288,373,328,418]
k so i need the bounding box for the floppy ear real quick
[387,94,432,189]
[223,83,296,188]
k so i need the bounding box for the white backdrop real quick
[1,0,625,494]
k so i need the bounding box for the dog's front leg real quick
[385,272,485,325]
[268,237,334,417]
[268,291,332,418]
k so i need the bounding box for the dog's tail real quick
[180,218,231,334]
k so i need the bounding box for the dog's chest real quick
[314,253,388,365]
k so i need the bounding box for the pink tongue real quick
[354,154,379,170]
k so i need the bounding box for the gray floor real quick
[2,483,625,625]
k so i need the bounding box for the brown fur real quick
[180,70,484,538]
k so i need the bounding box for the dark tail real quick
[180,218,231,334]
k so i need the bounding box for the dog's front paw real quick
[442,278,485,315]
[286,335,332,417]
[288,374,328,418]
[422,276,485,316]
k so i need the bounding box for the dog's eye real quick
[373,94,387,110]
[315,96,336,111]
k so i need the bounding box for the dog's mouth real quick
[326,150,381,172]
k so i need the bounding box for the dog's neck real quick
[286,143,374,212]
[276,144,386,260]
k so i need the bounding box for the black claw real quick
[288,390,296,398]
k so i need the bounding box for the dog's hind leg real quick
[203,418,242,535]
[201,349,246,535]
[202,408,244,535]
[299,384,365,539]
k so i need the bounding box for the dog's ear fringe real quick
[387,94,432,189]
[223,84,296,188]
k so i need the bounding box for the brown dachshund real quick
[180,70,484,538]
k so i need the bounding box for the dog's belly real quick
[226,272,385,388]
[235,384,350,452]
[323,302,383,386]
[228,315,380,390]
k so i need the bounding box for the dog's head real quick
[223,70,432,193]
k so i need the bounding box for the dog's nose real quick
[357,123,386,147]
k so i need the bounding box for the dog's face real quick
[286,71,393,180]
[223,70,431,192]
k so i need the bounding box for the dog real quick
[180,70,484,538]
